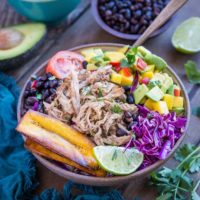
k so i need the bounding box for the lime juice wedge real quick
[93,146,143,175]
[172,17,200,54]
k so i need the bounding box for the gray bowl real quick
[17,43,190,186]
[91,0,173,40]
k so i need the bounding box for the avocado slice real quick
[146,86,164,101]
[172,107,184,115]
[161,74,173,93]
[133,84,149,104]
[0,23,46,70]
[144,53,167,70]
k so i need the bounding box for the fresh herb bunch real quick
[184,60,200,84]
[150,144,200,200]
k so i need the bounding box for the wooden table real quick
[1,0,200,199]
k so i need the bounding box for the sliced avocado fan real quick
[0,23,46,70]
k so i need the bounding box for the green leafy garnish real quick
[36,93,42,100]
[184,60,200,84]
[48,76,56,80]
[98,87,103,97]
[111,105,122,113]
[150,144,200,200]
[126,47,138,64]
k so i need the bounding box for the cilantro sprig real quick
[150,144,200,200]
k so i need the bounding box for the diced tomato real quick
[136,58,147,71]
[110,61,121,72]
[174,88,181,96]
[31,80,37,88]
[110,61,121,68]
[140,77,150,85]
[46,51,84,79]
[119,67,132,77]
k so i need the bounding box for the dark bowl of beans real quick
[92,0,172,40]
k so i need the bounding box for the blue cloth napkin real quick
[0,72,124,200]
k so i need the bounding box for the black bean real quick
[82,61,88,69]
[30,88,37,95]
[105,10,112,16]
[44,81,49,89]
[116,128,127,137]
[42,90,49,100]
[124,111,132,118]
[130,18,138,25]
[123,86,131,92]
[46,72,53,78]
[24,90,30,98]
[126,94,135,104]
[49,80,58,88]
[130,24,140,34]
[26,96,38,106]
[49,88,56,95]
[26,81,32,90]
[106,1,115,9]
[39,75,47,81]
[125,9,131,19]
[138,25,147,34]
[36,81,43,89]
[134,10,142,18]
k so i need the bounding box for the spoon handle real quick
[134,0,188,46]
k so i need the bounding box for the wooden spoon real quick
[134,0,188,46]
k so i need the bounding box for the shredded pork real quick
[44,66,137,146]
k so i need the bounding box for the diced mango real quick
[121,75,133,86]
[144,98,157,110]
[153,101,169,114]
[105,51,125,62]
[87,63,98,71]
[163,94,174,110]
[173,96,184,108]
[141,71,154,79]
[110,73,122,85]
[81,48,103,62]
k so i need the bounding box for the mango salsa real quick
[105,51,125,62]
[173,96,184,108]
[163,94,174,110]
[121,75,133,86]
[110,73,122,85]
[141,71,154,80]
[153,101,169,114]
[144,99,157,110]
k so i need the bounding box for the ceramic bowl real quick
[17,43,190,186]
[91,0,173,40]
[8,0,80,24]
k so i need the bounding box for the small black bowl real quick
[92,0,173,40]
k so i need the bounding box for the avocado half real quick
[0,23,46,71]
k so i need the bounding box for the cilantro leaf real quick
[126,47,138,64]
[184,60,200,84]
[191,180,200,200]
[190,157,200,173]
[120,58,130,67]
[174,144,196,162]
[156,193,172,200]
[111,105,122,113]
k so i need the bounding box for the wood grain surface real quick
[1,0,200,199]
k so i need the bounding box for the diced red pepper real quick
[140,77,150,85]
[31,80,37,88]
[110,61,120,68]
[119,67,132,77]
[174,88,181,96]
[136,58,147,71]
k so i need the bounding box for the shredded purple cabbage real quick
[125,105,187,168]
[130,71,139,93]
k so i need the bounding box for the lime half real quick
[172,17,200,54]
[93,146,143,175]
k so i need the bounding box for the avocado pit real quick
[0,28,24,50]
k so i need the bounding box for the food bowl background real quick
[91,0,173,40]
[8,0,80,24]
[17,43,190,186]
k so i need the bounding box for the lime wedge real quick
[172,17,200,54]
[93,146,143,175]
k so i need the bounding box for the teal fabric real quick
[0,72,124,200]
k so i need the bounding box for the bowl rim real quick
[91,0,173,40]
[17,43,191,186]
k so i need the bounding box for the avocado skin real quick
[0,34,46,71]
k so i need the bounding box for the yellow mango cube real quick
[173,97,184,108]
[142,71,154,80]
[121,75,133,86]
[144,99,157,110]
[153,101,169,114]
[163,94,174,110]
[110,73,122,85]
